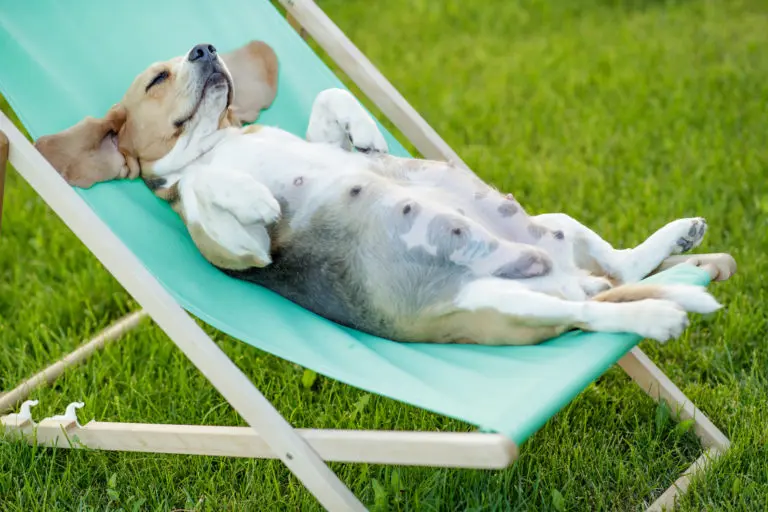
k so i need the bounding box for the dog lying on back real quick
[36,41,735,345]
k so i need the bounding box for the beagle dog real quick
[36,41,735,346]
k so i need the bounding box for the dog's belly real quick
[211,131,378,219]
[211,132,550,248]
[209,133,584,337]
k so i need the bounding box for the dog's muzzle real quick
[187,42,232,104]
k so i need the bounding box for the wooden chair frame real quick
[0,2,731,510]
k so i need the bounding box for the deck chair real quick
[0,1,734,510]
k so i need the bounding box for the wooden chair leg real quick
[619,347,731,511]
[0,130,8,234]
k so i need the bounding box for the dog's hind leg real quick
[434,277,719,346]
[306,88,389,154]
[532,213,708,284]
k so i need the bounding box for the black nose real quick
[188,43,217,63]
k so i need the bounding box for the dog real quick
[35,41,735,346]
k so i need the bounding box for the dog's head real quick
[35,41,278,188]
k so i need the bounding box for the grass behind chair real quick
[1,0,767,510]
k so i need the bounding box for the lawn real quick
[1,0,767,510]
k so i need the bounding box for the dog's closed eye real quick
[145,70,169,92]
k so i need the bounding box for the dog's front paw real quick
[210,170,281,226]
[670,217,707,254]
[231,182,281,226]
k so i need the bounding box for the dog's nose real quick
[188,43,217,63]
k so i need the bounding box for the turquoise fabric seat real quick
[0,0,710,445]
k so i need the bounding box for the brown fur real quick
[35,40,279,190]
[34,105,132,188]
[118,56,190,171]
[219,107,242,129]
[591,284,663,303]
[186,223,269,269]
[154,181,180,205]
[242,124,263,134]
[221,41,278,124]
[35,57,191,187]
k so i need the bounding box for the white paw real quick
[231,184,281,225]
[607,217,709,284]
[240,190,281,225]
[211,171,281,225]
[626,299,689,343]
[309,88,388,154]
[347,115,388,155]
[669,217,707,254]
[659,284,722,314]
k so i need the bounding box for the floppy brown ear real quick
[34,104,139,188]
[221,40,279,124]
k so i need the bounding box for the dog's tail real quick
[591,283,721,313]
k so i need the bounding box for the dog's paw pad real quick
[672,217,707,254]
[348,122,388,155]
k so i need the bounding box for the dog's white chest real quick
[207,129,383,225]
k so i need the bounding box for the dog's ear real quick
[35,104,140,188]
[221,40,278,124]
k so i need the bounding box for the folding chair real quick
[0,1,734,510]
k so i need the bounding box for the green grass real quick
[2,0,767,509]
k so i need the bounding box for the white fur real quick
[306,88,388,153]
[583,299,689,343]
[658,284,723,314]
